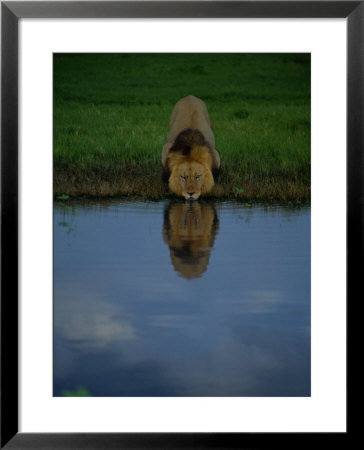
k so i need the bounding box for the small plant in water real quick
[56,194,70,201]
[61,386,91,397]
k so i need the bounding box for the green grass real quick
[54,53,310,202]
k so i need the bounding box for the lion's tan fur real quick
[162,96,220,200]
[163,201,220,278]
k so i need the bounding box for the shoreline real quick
[54,168,310,204]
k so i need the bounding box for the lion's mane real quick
[165,129,216,197]
[162,96,220,199]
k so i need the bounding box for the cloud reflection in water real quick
[54,200,310,396]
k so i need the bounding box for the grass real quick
[54,53,310,202]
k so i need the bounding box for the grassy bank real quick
[54,53,310,202]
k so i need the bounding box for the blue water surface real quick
[54,200,310,397]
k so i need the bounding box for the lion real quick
[163,200,220,279]
[162,95,220,200]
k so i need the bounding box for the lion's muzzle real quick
[184,191,199,200]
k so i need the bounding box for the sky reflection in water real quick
[54,200,310,397]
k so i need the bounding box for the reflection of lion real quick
[163,201,219,279]
[162,96,220,200]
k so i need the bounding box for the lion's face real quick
[162,201,220,279]
[169,161,214,200]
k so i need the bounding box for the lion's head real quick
[163,200,220,278]
[167,146,214,200]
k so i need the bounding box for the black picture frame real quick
[1,1,359,448]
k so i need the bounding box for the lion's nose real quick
[188,192,195,197]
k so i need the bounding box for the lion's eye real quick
[195,175,201,180]
[180,175,187,181]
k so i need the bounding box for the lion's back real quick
[167,96,214,149]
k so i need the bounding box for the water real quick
[54,200,310,397]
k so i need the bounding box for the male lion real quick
[162,95,220,200]
[163,201,220,279]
